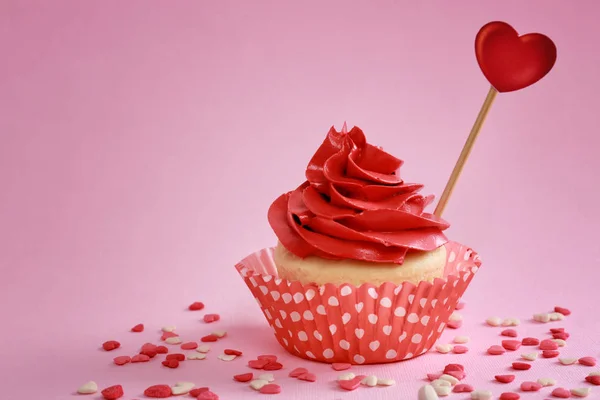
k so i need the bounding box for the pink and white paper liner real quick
[235,241,481,365]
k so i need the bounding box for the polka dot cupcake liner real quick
[235,241,481,365]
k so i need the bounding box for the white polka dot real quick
[339,340,350,350]
[464,250,471,260]
[264,309,272,319]
[448,251,456,262]
[328,296,339,306]
[394,285,403,295]
[394,307,406,317]
[368,314,378,324]
[431,299,438,307]
[293,292,304,304]
[419,298,427,307]
[298,331,308,341]
[471,266,479,273]
[369,340,380,351]
[259,286,268,295]
[355,302,364,313]
[453,280,459,287]
[408,294,415,304]
[421,316,430,325]
[305,351,316,359]
[275,319,282,328]
[438,323,446,332]
[313,331,322,341]
[255,298,262,307]
[411,334,422,344]
[385,349,397,359]
[282,338,288,346]
[380,297,392,308]
[263,275,273,282]
[340,286,352,296]
[270,291,280,301]
[274,278,282,285]
[249,277,258,287]
[403,352,413,360]
[288,330,293,337]
[407,313,419,323]
[342,313,351,325]
[305,289,315,301]
[239,267,249,276]
[368,288,378,299]
[382,325,392,335]
[290,311,301,322]
[329,324,337,335]
[355,329,365,339]
[279,310,287,319]
[323,348,334,358]
[398,332,407,342]
[303,310,314,320]
[319,286,325,295]
[316,305,326,315]
[282,293,292,303]
[353,354,365,364]
[463,272,470,282]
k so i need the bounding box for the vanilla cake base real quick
[273,242,447,286]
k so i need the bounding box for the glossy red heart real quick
[475,21,557,92]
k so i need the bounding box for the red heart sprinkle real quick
[233,373,253,382]
[445,370,466,380]
[143,384,172,398]
[586,375,600,385]
[444,363,465,372]
[155,346,168,354]
[289,367,309,377]
[499,393,520,400]
[495,375,516,384]
[554,306,571,316]
[101,385,124,400]
[189,387,210,397]
[297,372,317,382]
[579,356,597,366]
[165,353,185,361]
[161,332,178,341]
[453,384,474,393]
[224,349,243,356]
[512,362,531,370]
[520,381,542,391]
[201,334,219,342]
[542,350,560,358]
[427,373,442,381]
[181,342,198,350]
[248,359,269,369]
[475,21,557,92]
[553,332,570,340]
[258,354,278,362]
[263,361,283,371]
[551,387,572,398]
[501,340,521,351]
[550,328,565,334]
[197,390,219,400]
[102,341,121,351]
[113,356,131,366]
[452,345,468,354]
[203,314,220,323]
[521,337,539,346]
[332,363,351,371]
[501,329,518,337]
[338,376,364,391]
[487,345,506,355]
[189,301,205,311]
[161,359,179,368]
[539,339,558,350]
[131,324,144,332]
[259,384,282,394]
[131,354,150,363]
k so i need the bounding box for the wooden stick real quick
[434,85,498,217]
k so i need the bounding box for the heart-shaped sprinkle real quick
[471,389,493,400]
[377,378,396,386]
[332,363,351,371]
[502,340,521,351]
[579,357,597,366]
[248,359,269,369]
[559,357,578,365]
[170,382,195,396]
[512,362,531,370]
[197,390,219,400]
[144,384,172,398]
[369,341,380,351]
[257,373,274,382]
[329,324,337,335]
[361,375,378,387]
[537,377,555,386]
[289,367,308,377]
[521,352,538,361]
[187,352,207,360]
[487,345,505,355]
[551,387,572,398]
[383,325,392,335]
[340,286,352,296]
[453,383,473,393]
[355,302,364,313]
[499,393,520,400]
[161,325,176,332]
[485,316,502,326]
[113,356,131,366]
[131,354,150,363]
[337,372,355,381]
[259,384,281,394]
[77,381,98,394]
[367,314,378,324]
[571,387,592,397]
[218,354,237,362]
[165,336,182,345]
[297,372,317,382]
[521,337,539,346]
[495,375,515,383]
[181,342,198,350]
[436,344,453,354]
[338,375,364,391]
[520,381,542,391]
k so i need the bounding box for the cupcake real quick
[236,125,480,364]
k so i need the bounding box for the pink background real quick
[2,1,599,399]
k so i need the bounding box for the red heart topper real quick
[475,21,557,92]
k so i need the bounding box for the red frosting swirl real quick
[268,126,450,264]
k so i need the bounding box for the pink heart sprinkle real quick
[332,363,352,371]
[338,376,364,391]
[551,387,571,398]
[289,368,308,378]
[259,384,282,394]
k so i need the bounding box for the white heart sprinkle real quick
[323,348,334,358]
[355,302,364,313]
[385,349,397,359]
[521,352,538,361]
[162,325,176,332]
[485,316,502,326]
[361,375,378,387]
[165,336,182,345]
[298,331,308,341]
[383,325,392,335]
[303,310,314,320]
[77,382,98,395]
[328,296,339,306]
[340,286,352,296]
[316,305,326,315]
[411,333,423,344]
[282,338,288,346]
[339,340,350,350]
[380,297,392,307]
[282,293,292,304]
[559,357,578,365]
[196,344,211,353]
[436,344,453,354]
[187,352,207,360]
[319,286,325,295]
[501,317,520,326]
[355,329,365,339]
[368,288,378,299]
[368,314,378,324]
[378,377,396,386]
[218,353,237,361]
[537,377,556,386]
[369,340,380,351]
[338,372,355,381]
[407,313,419,323]
[259,286,268,295]
[329,324,337,335]
[313,331,323,341]
[552,339,566,347]
[171,382,195,395]
[438,323,446,332]
[418,385,438,400]
[549,312,565,321]
[453,335,470,344]
[449,311,462,321]
[434,385,452,396]
[353,354,365,364]
[290,311,301,322]
[249,379,269,390]
[305,351,316,359]
[571,388,591,397]
[394,306,406,317]
[293,292,304,303]
[305,289,315,301]
[471,389,493,400]
[342,312,351,324]
[533,313,550,323]
[258,373,275,382]
[403,352,413,360]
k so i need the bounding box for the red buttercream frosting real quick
[268,125,450,264]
